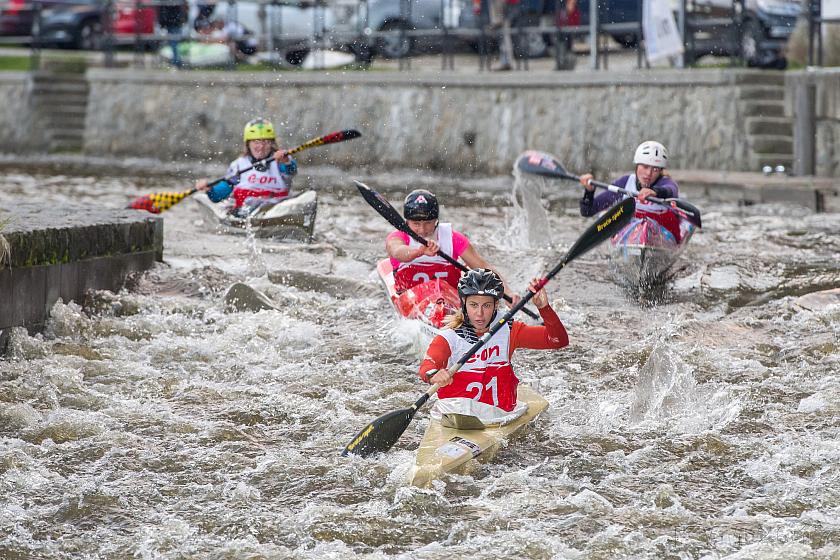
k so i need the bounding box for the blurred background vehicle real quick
[0,0,157,47]
[686,0,801,66]
[33,0,156,49]
[207,0,337,64]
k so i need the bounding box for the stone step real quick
[746,116,793,136]
[32,93,89,107]
[748,134,793,155]
[749,153,794,171]
[734,71,786,86]
[49,128,85,142]
[47,116,87,130]
[738,85,785,101]
[31,81,89,95]
[37,104,88,118]
[741,100,786,118]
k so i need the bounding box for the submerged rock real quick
[223,282,277,312]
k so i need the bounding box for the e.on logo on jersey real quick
[246,174,278,185]
[465,345,501,364]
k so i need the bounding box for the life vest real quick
[393,223,463,292]
[227,156,292,208]
[437,318,518,412]
[624,175,682,242]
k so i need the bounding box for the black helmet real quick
[458,269,504,301]
[403,189,439,221]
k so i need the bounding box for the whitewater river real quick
[1,159,839,558]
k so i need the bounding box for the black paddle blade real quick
[354,180,411,234]
[515,150,575,181]
[564,197,636,263]
[342,407,415,457]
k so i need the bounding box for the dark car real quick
[341,0,555,59]
[685,0,801,65]
[33,0,156,50]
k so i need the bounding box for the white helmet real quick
[633,141,668,168]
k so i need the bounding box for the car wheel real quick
[76,20,103,50]
[285,49,309,66]
[611,33,639,49]
[376,21,412,59]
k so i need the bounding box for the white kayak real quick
[409,384,549,487]
[193,190,317,242]
[376,259,460,350]
[159,42,232,67]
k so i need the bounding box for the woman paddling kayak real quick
[578,140,682,242]
[195,117,297,218]
[419,269,568,426]
[386,189,518,301]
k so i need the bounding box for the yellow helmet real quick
[243,118,276,142]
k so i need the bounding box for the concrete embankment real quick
[2,66,840,178]
[0,203,162,351]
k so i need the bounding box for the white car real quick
[199,0,338,64]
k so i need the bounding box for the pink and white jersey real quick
[389,223,469,292]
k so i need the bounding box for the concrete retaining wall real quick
[0,203,163,351]
[83,68,764,177]
[786,69,840,178]
[0,73,45,152]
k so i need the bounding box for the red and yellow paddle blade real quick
[287,129,361,156]
[128,188,196,214]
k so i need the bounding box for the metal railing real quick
[805,0,839,66]
[0,0,807,71]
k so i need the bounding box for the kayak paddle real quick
[516,150,702,228]
[128,129,362,214]
[354,180,541,321]
[342,196,636,457]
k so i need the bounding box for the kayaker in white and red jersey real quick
[386,189,517,299]
[418,269,568,426]
[195,117,296,217]
[579,140,683,242]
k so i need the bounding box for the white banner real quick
[643,0,684,63]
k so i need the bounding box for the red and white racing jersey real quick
[437,322,518,412]
[227,156,292,208]
[393,223,464,292]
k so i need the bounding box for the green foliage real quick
[0,55,32,71]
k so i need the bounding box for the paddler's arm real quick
[419,336,454,386]
[510,278,569,350]
[649,176,678,199]
[274,150,297,176]
[195,176,237,203]
[579,173,624,217]
[386,232,439,263]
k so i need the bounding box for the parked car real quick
[1,0,156,47]
[686,0,801,65]
[574,0,800,65]
[0,0,37,36]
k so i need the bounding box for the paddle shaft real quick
[583,177,698,219]
[409,199,634,411]
[353,181,540,321]
[397,219,541,320]
[515,151,702,228]
[207,130,359,188]
[341,197,635,457]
